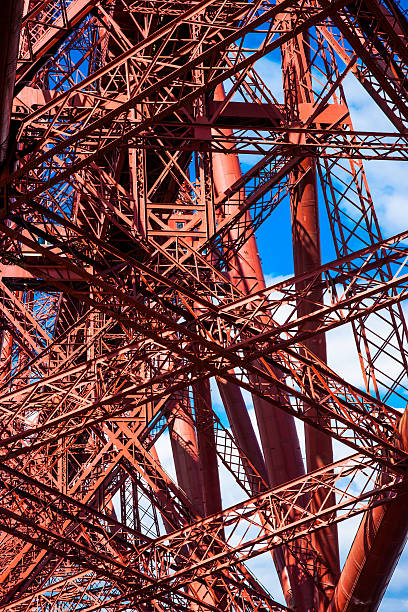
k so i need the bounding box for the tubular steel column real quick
[281,18,340,601]
[0,0,24,215]
[327,409,408,612]
[216,376,296,606]
[193,379,223,518]
[170,407,205,516]
[290,157,340,590]
[4,2,408,610]
[216,378,268,485]
[212,84,314,611]
[327,491,408,612]
[0,0,24,166]
[0,331,12,384]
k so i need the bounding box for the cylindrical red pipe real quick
[290,158,340,593]
[0,331,12,384]
[0,0,24,166]
[216,377,268,484]
[279,14,340,599]
[217,376,295,601]
[194,379,223,517]
[212,84,314,611]
[212,86,305,488]
[328,410,408,611]
[160,420,219,609]
[327,492,408,612]
[170,398,205,517]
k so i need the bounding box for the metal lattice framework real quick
[1,0,408,610]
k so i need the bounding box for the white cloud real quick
[380,596,408,612]
[325,323,362,387]
[263,273,291,287]
[155,431,176,480]
[342,74,395,132]
[375,187,408,236]
[323,71,408,609]
[245,552,285,604]
[385,554,408,594]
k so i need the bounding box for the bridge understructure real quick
[1,0,408,610]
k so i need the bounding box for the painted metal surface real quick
[1,1,408,611]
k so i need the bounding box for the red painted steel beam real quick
[194,379,223,517]
[216,379,268,486]
[16,0,99,92]
[315,3,408,606]
[327,355,408,612]
[212,84,314,611]
[170,398,206,517]
[4,0,350,204]
[0,0,24,174]
[3,2,408,608]
[63,124,408,160]
[327,490,408,612]
[1,224,408,466]
[319,0,408,132]
[285,27,341,597]
[7,454,399,612]
[291,162,340,601]
[281,14,340,593]
[327,412,408,612]
[83,454,404,609]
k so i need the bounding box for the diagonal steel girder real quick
[4,0,351,204]
[318,0,408,132]
[0,456,285,612]
[16,0,101,93]
[9,453,401,612]
[0,451,403,612]
[0,406,278,611]
[1,223,408,469]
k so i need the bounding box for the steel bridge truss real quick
[1,0,408,611]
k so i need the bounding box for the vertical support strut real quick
[5,2,408,610]
[0,330,12,385]
[290,157,340,595]
[170,397,205,517]
[193,379,223,517]
[216,378,268,485]
[0,0,24,215]
[327,491,408,612]
[211,83,314,611]
[280,14,340,601]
